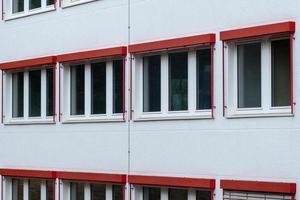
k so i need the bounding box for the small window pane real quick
[91,183,105,200]
[113,60,123,114]
[271,39,290,107]
[12,179,23,200]
[29,179,41,200]
[169,189,187,200]
[91,62,106,115]
[113,185,122,200]
[71,65,85,115]
[169,52,188,111]
[196,191,211,200]
[12,72,24,118]
[46,180,53,200]
[29,0,41,9]
[143,187,160,200]
[237,43,261,108]
[46,0,54,5]
[12,0,24,13]
[46,69,54,116]
[196,49,211,110]
[29,70,41,117]
[70,182,84,200]
[143,55,161,112]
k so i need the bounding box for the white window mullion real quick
[41,0,46,9]
[105,185,112,200]
[188,189,196,200]
[41,69,47,119]
[24,72,29,120]
[161,188,168,200]
[261,40,270,111]
[4,73,11,122]
[85,64,91,117]
[161,54,168,114]
[84,183,90,200]
[106,61,113,117]
[232,44,238,111]
[24,179,29,200]
[188,51,196,112]
[62,65,69,120]
[135,57,142,116]
[41,180,46,200]
[24,0,29,13]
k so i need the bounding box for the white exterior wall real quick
[0,0,300,199]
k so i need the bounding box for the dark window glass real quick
[237,43,261,108]
[196,191,211,200]
[29,70,41,117]
[46,0,54,5]
[29,179,41,200]
[91,183,105,200]
[169,189,187,200]
[143,55,161,112]
[12,179,23,200]
[271,39,290,107]
[143,187,160,200]
[91,62,106,114]
[46,180,53,200]
[113,60,123,114]
[71,65,85,115]
[46,68,54,116]
[196,49,211,110]
[113,185,122,200]
[29,0,41,9]
[70,182,84,200]
[12,72,24,118]
[169,52,188,111]
[12,0,24,13]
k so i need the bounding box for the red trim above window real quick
[57,46,127,63]
[220,21,295,41]
[0,169,56,179]
[128,175,215,189]
[129,34,216,54]
[0,56,57,70]
[220,180,296,194]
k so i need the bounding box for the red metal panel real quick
[220,21,295,41]
[0,56,57,70]
[56,171,126,183]
[220,180,296,194]
[57,47,127,63]
[128,175,215,189]
[0,169,56,179]
[129,34,216,54]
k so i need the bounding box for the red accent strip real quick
[57,47,127,63]
[128,175,215,189]
[0,56,57,70]
[290,33,294,114]
[56,171,126,183]
[0,169,56,179]
[220,180,296,194]
[220,21,295,41]
[129,34,216,54]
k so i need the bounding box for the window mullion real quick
[85,64,91,117]
[24,0,29,13]
[187,189,196,200]
[5,73,11,121]
[41,180,46,200]
[261,40,271,111]
[232,45,238,111]
[24,71,29,120]
[188,51,196,112]
[106,61,113,117]
[105,184,112,200]
[41,69,47,119]
[161,54,168,115]
[135,57,142,116]
[161,188,168,200]
[24,179,29,200]
[84,183,90,200]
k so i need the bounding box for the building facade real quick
[0,1,299,200]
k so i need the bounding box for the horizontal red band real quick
[221,180,296,194]
[220,21,295,41]
[0,56,57,70]
[129,34,216,54]
[128,175,215,189]
[57,46,127,63]
[0,169,56,179]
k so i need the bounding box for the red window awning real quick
[0,168,57,179]
[0,56,57,70]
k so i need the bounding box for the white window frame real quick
[225,37,292,118]
[133,48,212,121]
[60,0,95,9]
[61,59,123,123]
[3,67,54,125]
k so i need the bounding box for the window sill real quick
[4,6,55,21]
[4,118,55,125]
[62,114,125,124]
[61,0,97,9]
[227,107,293,119]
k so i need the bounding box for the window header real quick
[57,46,127,63]
[0,168,56,179]
[0,56,57,70]
[220,180,296,194]
[128,175,215,189]
[220,21,295,41]
[129,34,216,54]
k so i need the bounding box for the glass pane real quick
[29,0,41,9]
[113,185,122,200]
[46,180,53,200]
[143,55,161,112]
[113,60,123,114]
[169,52,188,111]
[12,179,23,200]
[237,43,261,108]
[91,62,106,114]
[91,183,105,200]
[46,69,54,116]
[46,0,54,5]
[169,189,187,200]
[70,182,84,200]
[196,49,211,110]
[12,72,24,118]
[29,70,41,117]
[12,0,24,13]
[29,179,41,200]
[271,39,290,107]
[196,191,211,200]
[71,65,85,115]
[143,187,160,200]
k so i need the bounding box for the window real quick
[12,72,24,118]
[226,37,292,117]
[29,70,41,117]
[196,191,211,200]
[143,187,160,200]
[91,183,105,200]
[46,181,54,200]
[29,179,41,200]
[62,59,124,122]
[168,189,187,200]
[70,182,84,200]
[12,179,24,200]
[223,190,293,200]
[112,185,122,200]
